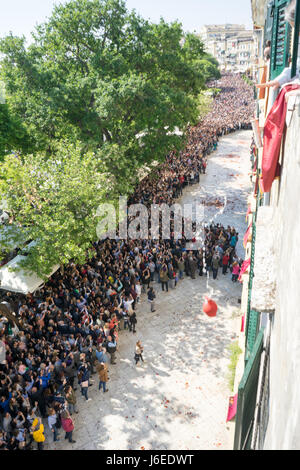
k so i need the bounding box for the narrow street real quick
[45,129,252,451]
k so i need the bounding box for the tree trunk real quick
[0,303,22,328]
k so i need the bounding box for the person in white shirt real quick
[135,281,142,303]
[123,294,134,312]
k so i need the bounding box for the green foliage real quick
[242,74,254,87]
[197,92,213,120]
[0,0,221,275]
[0,142,114,277]
[0,101,31,160]
[0,0,219,174]
[227,341,243,392]
[208,87,222,97]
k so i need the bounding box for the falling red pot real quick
[202,297,218,317]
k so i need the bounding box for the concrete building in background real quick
[200,24,256,73]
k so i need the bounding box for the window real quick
[270,0,292,79]
[291,0,300,77]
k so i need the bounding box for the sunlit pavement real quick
[45,130,252,451]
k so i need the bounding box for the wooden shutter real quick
[291,0,300,78]
[270,0,292,79]
[264,0,275,45]
[234,329,265,450]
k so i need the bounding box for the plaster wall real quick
[263,108,300,449]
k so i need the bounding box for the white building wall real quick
[263,107,300,449]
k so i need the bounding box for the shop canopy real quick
[0,255,59,294]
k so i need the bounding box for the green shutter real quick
[264,0,275,45]
[245,221,257,362]
[246,310,260,359]
[270,0,292,80]
[234,329,265,450]
[291,0,300,78]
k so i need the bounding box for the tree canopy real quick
[0,0,220,275]
[0,141,116,277]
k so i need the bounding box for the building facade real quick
[200,24,256,73]
[233,0,300,450]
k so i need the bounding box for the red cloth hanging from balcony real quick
[261,84,300,193]
[226,394,238,422]
[238,258,251,281]
[241,314,245,332]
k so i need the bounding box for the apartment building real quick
[200,24,256,72]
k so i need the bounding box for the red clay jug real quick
[202,297,217,317]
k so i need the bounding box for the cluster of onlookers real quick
[130,73,254,209]
[0,73,252,450]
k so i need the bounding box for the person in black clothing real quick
[128,311,137,333]
[147,287,156,312]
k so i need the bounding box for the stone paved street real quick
[45,129,252,451]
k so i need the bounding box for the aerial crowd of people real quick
[0,73,255,450]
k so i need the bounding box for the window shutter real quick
[234,329,265,450]
[291,0,300,78]
[264,0,275,45]
[270,0,292,80]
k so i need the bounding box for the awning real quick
[0,256,59,294]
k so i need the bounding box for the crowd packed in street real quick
[0,73,255,450]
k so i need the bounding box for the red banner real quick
[238,258,251,281]
[226,394,238,422]
[241,314,245,332]
[261,84,300,193]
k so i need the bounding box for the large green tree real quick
[0,100,31,159]
[0,0,219,182]
[0,141,116,277]
[0,0,220,275]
